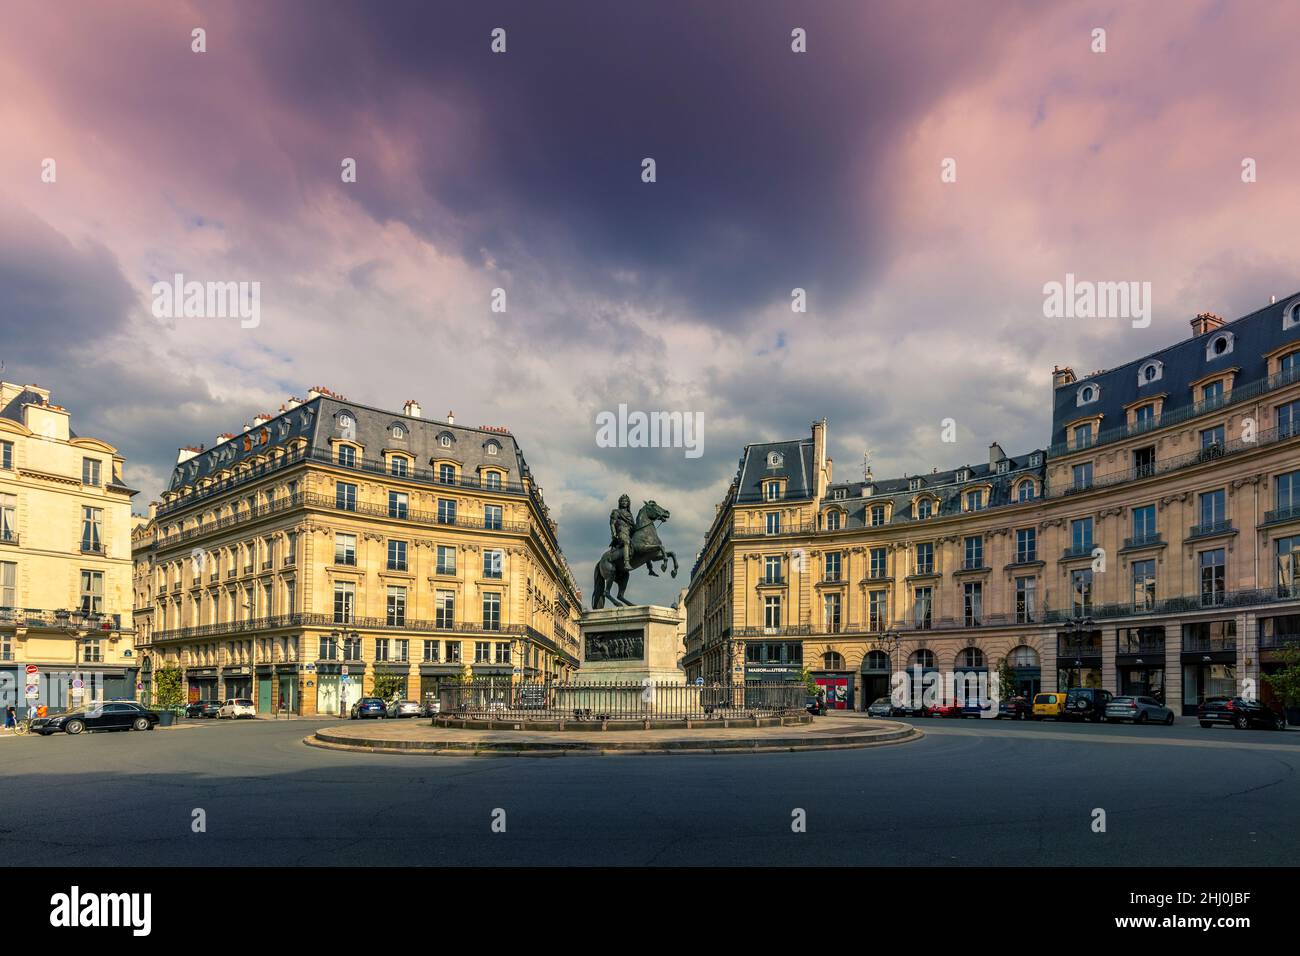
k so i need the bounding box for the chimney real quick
[988,442,1006,467]
[1052,365,1076,389]
[176,446,203,464]
[148,502,158,519]
[446,410,455,425]
[252,413,272,427]
[404,400,422,418]
[284,396,301,410]
[1190,312,1224,337]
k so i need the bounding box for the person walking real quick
[4,703,16,730]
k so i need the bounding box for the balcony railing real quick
[1042,584,1300,623]
[1260,633,1300,650]
[1183,635,1237,654]
[1188,519,1234,539]
[1123,532,1164,550]
[79,540,105,554]
[303,492,532,534]
[1263,504,1300,526]
[1061,544,1095,559]
[0,531,18,546]
[0,607,124,631]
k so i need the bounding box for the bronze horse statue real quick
[592,499,678,609]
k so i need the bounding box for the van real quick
[1031,692,1066,720]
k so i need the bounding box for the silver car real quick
[867,696,899,717]
[1105,695,1175,725]
[387,699,422,719]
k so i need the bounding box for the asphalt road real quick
[3,715,1298,866]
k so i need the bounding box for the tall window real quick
[79,570,103,615]
[1132,504,1157,542]
[822,593,841,633]
[375,638,390,662]
[390,456,409,477]
[436,545,456,575]
[765,512,781,535]
[965,490,984,511]
[483,549,503,579]
[474,641,491,663]
[869,504,885,526]
[869,590,888,631]
[1073,424,1093,449]
[1071,517,1093,553]
[318,634,338,661]
[1134,403,1155,428]
[438,463,457,484]
[437,499,457,524]
[824,551,842,582]
[343,633,362,660]
[1132,559,1156,611]
[1198,489,1226,530]
[916,498,933,519]
[1,561,16,608]
[1071,568,1093,615]
[80,507,103,553]
[423,640,441,662]
[764,555,782,584]
[81,457,101,486]
[963,536,983,570]
[484,504,503,530]
[1015,528,1036,563]
[913,587,933,629]
[388,491,408,519]
[335,481,357,511]
[337,445,357,467]
[0,494,15,542]
[435,590,455,628]
[1199,549,1226,606]
[1017,480,1036,502]
[1277,535,1300,598]
[1015,577,1036,624]
[1072,462,1093,492]
[825,510,842,531]
[1278,399,1300,439]
[482,593,501,631]
[963,582,983,626]
[333,582,355,624]
[0,441,11,469]
[334,533,356,566]
[386,586,407,627]
[764,595,782,630]
[387,539,407,571]
[485,472,503,490]
[915,542,934,575]
[869,547,888,579]
[1275,470,1300,516]
[1201,380,1224,405]
[1133,446,1156,478]
[1200,425,1225,453]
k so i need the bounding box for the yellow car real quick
[1032,692,1067,720]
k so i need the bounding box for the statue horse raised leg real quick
[591,500,678,609]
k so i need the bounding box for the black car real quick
[185,700,221,718]
[1062,687,1113,722]
[996,695,1031,720]
[34,701,160,735]
[1197,696,1286,730]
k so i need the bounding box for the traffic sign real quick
[25,664,38,675]
[72,679,84,690]
[694,676,704,685]
[24,684,38,698]
[341,666,349,675]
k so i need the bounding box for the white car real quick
[218,698,256,719]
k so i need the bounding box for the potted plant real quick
[1262,646,1300,726]
[152,666,186,726]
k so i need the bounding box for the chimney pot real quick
[1190,312,1225,337]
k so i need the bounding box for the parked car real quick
[1062,687,1113,722]
[867,696,904,717]
[387,700,422,719]
[1105,695,1175,724]
[805,695,825,716]
[218,698,256,719]
[420,699,442,717]
[33,701,159,735]
[185,700,221,719]
[997,695,1030,720]
[931,700,965,718]
[350,697,387,720]
[1197,696,1286,730]
[1031,692,1067,720]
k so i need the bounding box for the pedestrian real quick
[4,704,15,729]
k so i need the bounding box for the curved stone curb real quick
[304,722,923,757]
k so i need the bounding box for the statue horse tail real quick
[593,558,605,609]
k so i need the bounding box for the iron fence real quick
[437,678,809,720]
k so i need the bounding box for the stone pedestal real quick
[578,604,686,684]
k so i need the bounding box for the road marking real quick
[915,722,1299,752]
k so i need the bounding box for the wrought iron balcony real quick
[1263,504,1300,526]
[1188,519,1234,539]
[1123,532,1164,549]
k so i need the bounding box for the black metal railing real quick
[437,678,809,720]
[1263,504,1300,526]
[1042,584,1300,623]
[1188,519,1234,539]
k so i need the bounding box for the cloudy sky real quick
[3,0,1299,606]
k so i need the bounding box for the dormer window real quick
[909,478,922,492]
[1076,384,1100,407]
[485,440,500,456]
[764,480,783,501]
[1138,360,1163,386]
[916,498,934,519]
[1029,453,1043,467]
[832,488,847,500]
[767,451,784,469]
[1073,424,1094,450]
[437,432,455,448]
[1206,331,1234,361]
[869,504,886,527]
[996,460,1009,474]
[391,424,405,440]
[1284,298,1300,331]
[956,468,969,483]
[825,510,843,531]
[964,490,985,511]
[337,413,355,441]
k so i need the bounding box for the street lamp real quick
[880,629,901,712]
[1062,615,1095,688]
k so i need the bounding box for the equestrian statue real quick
[592,494,678,609]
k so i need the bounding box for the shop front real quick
[744,640,803,684]
[256,665,274,714]
[314,661,364,716]
[1057,630,1103,690]
[222,665,252,701]
[1259,613,1300,723]
[1117,626,1166,702]
[812,672,854,709]
[276,665,300,713]
[419,664,465,712]
[187,667,219,703]
[1180,620,1237,716]
[858,651,891,709]
[374,663,411,700]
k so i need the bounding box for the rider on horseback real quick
[610,493,657,576]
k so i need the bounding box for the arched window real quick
[864,650,890,671]
[1138,360,1163,386]
[910,648,935,669]
[1008,645,1039,668]
[957,647,985,668]
[826,510,842,531]
[822,651,845,670]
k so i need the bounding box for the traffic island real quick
[305,715,921,756]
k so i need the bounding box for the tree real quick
[997,657,1018,700]
[371,672,406,702]
[153,667,186,713]
[1262,646,1300,721]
